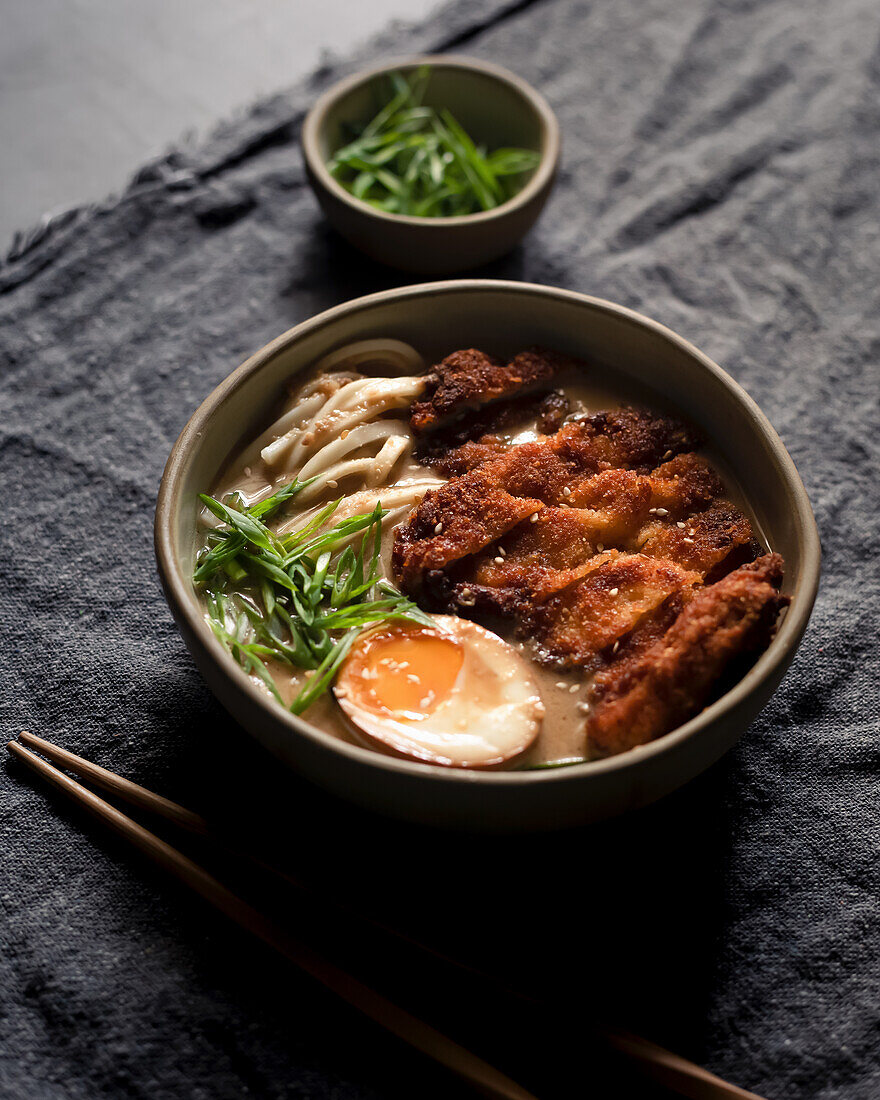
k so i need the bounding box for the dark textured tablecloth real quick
[2,1,878,1097]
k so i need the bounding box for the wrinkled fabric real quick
[1,1,878,1098]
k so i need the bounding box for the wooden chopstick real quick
[595,1027,766,1100]
[8,734,768,1100]
[14,731,494,980]
[17,730,209,836]
[17,726,529,1038]
[6,740,539,1100]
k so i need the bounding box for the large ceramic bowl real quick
[301,56,560,273]
[155,281,820,831]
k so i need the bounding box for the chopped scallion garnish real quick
[326,67,541,218]
[195,485,430,712]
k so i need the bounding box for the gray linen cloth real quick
[1,1,878,1097]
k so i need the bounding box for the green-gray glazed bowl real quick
[155,280,820,831]
[301,56,560,273]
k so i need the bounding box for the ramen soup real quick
[196,340,788,770]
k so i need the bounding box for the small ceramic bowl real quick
[155,281,821,832]
[301,56,560,273]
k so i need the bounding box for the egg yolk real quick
[343,626,464,718]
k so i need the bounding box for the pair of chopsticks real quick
[7,732,766,1100]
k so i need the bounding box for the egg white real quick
[334,615,544,768]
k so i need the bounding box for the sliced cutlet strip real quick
[415,390,571,471]
[394,410,702,594]
[425,436,512,477]
[393,437,591,592]
[646,452,724,513]
[391,470,542,592]
[465,470,655,607]
[454,552,618,617]
[430,406,701,479]
[633,499,754,574]
[470,409,700,504]
[527,554,702,667]
[585,554,787,757]
[556,408,699,472]
[563,468,655,541]
[469,505,621,606]
[410,347,573,435]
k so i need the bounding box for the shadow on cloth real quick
[277,222,534,319]
[104,697,740,1097]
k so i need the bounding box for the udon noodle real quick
[213,339,445,570]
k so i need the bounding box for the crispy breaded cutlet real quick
[416,390,570,473]
[527,553,703,668]
[409,346,575,435]
[424,436,512,477]
[390,466,543,586]
[395,349,787,757]
[585,554,788,757]
[394,409,700,593]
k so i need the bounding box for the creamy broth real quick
[200,343,767,770]
[248,625,591,766]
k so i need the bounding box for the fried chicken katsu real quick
[393,346,788,759]
[409,346,574,435]
[586,554,787,757]
[416,389,570,473]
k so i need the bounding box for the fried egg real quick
[333,615,544,767]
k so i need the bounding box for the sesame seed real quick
[577,702,591,714]
[654,508,669,516]
[494,556,504,564]
[612,640,620,654]
[434,522,443,534]
[677,521,686,529]
[569,683,580,694]
[326,479,338,488]
[555,681,568,690]
[609,587,619,596]
[683,537,695,544]
[562,486,571,498]
[243,466,252,477]
[662,450,673,461]
[597,543,604,552]
[457,589,475,607]
[498,546,506,556]
[530,512,540,523]
[648,507,657,514]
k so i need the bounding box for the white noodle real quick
[214,339,444,580]
[313,338,425,377]
[236,383,342,471]
[277,481,444,541]
[261,376,426,470]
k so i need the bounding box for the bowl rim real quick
[155,279,821,790]
[301,54,561,228]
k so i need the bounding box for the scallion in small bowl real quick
[325,66,541,218]
[302,55,560,272]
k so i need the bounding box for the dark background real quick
[1,1,879,1098]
